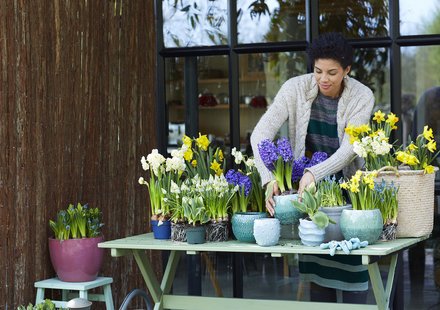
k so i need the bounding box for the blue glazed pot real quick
[274,194,304,225]
[340,209,383,245]
[253,218,281,247]
[151,219,171,240]
[185,225,206,244]
[231,212,267,243]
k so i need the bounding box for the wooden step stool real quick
[34,277,114,309]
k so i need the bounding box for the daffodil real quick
[423,163,435,174]
[427,139,436,153]
[196,133,210,151]
[210,160,222,176]
[373,110,386,123]
[182,135,192,147]
[386,113,399,129]
[423,126,434,141]
[191,159,197,167]
[408,143,418,151]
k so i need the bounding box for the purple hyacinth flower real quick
[239,173,252,196]
[257,139,278,171]
[276,137,293,162]
[226,169,252,196]
[225,169,239,185]
[308,152,328,167]
[292,156,309,183]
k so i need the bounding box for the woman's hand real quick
[265,181,280,216]
[298,171,315,199]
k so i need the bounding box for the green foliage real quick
[49,203,104,240]
[292,184,334,230]
[318,176,346,207]
[182,196,210,226]
[17,299,55,310]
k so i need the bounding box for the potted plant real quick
[48,203,104,282]
[317,175,352,242]
[139,147,186,239]
[18,299,55,310]
[167,179,190,242]
[182,195,210,244]
[292,183,335,246]
[258,137,328,226]
[339,170,383,244]
[374,179,399,240]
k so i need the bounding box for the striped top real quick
[299,92,368,292]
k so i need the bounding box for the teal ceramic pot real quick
[232,212,267,243]
[340,209,383,245]
[320,205,352,242]
[298,219,325,246]
[274,194,304,225]
[253,218,281,247]
[185,225,206,244]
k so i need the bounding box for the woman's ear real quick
[345,65,351,75]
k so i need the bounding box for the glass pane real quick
[401,46,440,159]
[239,52,307,151]
[318,0,389,38]
[198,55,230,146]
[237,0,306,44]
[400,0,440,36]
[350,47,390,112]
[165,57,185,153]
[163,0,228,47]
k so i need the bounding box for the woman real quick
[250,32,374,303]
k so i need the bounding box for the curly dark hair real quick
[307,32,353,69]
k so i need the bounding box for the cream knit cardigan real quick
[250,73,375,186]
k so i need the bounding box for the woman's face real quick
[314,58,351,98]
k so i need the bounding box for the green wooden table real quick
[99,233,428,310]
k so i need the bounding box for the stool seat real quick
[34,277,114,309]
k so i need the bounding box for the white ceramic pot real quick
[298,218,325,246]
[253,218,281,247]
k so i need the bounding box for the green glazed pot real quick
[274,194,304,225]
[231,212,267,243]
[340,209,383,245]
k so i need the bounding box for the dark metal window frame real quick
[155,0,440,154]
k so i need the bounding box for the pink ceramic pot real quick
[49,236,104,282]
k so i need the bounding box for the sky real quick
[399,0,440,35]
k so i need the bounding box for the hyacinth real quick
[258,139,279,170]
[277,137,294,162]
[225,169,252,196]
[308,152,328,167]
[292,156,309,183]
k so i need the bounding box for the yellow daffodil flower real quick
[427,140,437,153]
[386,113,399,129]
[196,133,210,151]
[183,147,193,161]
[373,110,386,123]
[423,163,435,174]
[358,124,371,134]
[210,160,222,176]
[216,149,224,161]
[182,135,192,147]
[423,126,434,141]
[191,159,197,167]
[340,182,349,190]
[408,143,418,151]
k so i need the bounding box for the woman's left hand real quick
[298,171,315,199]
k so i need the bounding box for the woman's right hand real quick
[265,181,280,216]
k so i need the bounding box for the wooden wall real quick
[0,1,158,307]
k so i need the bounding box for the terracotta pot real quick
[49,236,104,282]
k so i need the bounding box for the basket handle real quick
[376,165,400,176]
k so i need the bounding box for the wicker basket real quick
[374,166,438,238]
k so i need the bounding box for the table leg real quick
[367,253,398,310]
[132,250,163,304]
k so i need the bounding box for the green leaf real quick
[311,211,329,230]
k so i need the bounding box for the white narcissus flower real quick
[138,177,146,185]
[245,158,255,167]
[141,156,149,171]
[171,147,185,159]
[170,180,181,194]
[353,141,368,158]
[166,156,186,173]
[231,147,244,164]
[147,149,166,176]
